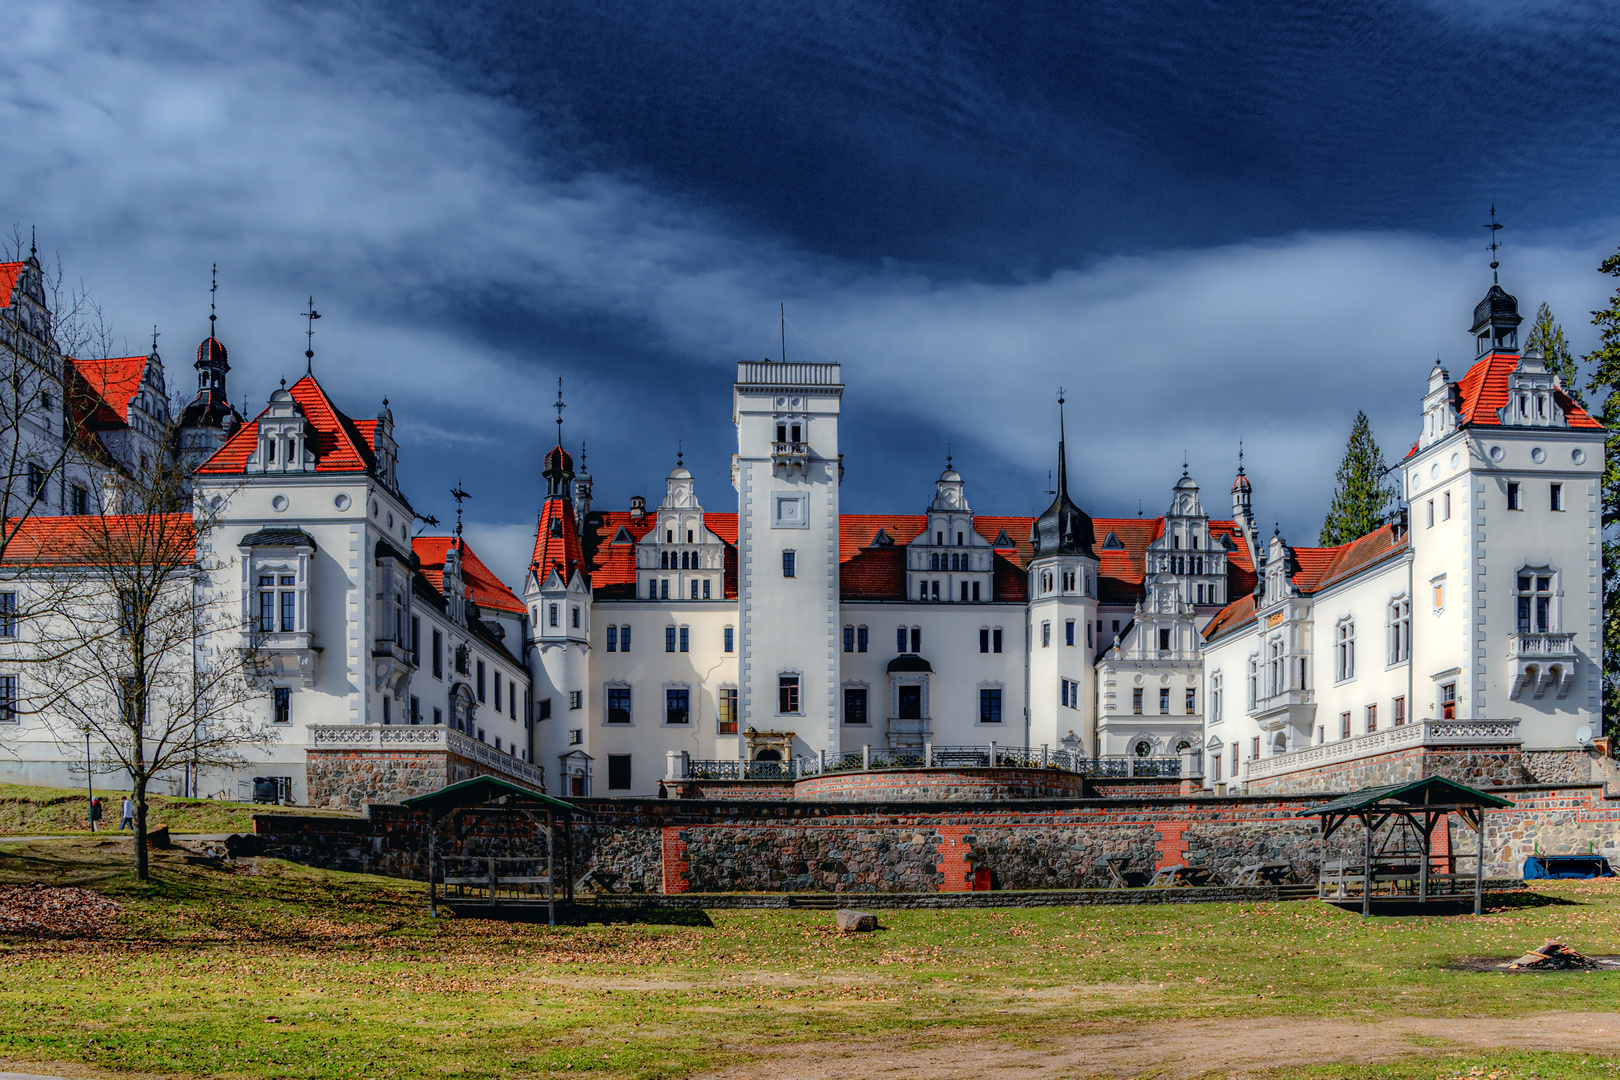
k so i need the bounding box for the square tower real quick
[732,362,843,760]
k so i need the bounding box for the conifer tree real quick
[1318,411,1395,546]
[1527,302,1584,407]
[1582,248,1620,735]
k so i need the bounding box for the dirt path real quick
[693,1011,1620,1079]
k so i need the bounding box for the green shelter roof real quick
[1295,776,1513,817]
[399,775,589,815]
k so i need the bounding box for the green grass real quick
[0,781,354,835]
[0,838,1616,1079]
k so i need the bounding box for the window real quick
[434,707,443,726]
[857,626,868,653]
[1212,753,1222,783]
[1516,572,1555,633]
[255,574,299,634]
[665,626,676,653]
[980,627,990,653]
[703,579,711,599]
[1267,639,1284,697]
[70,485,87,515]
[778,676,800,714]
[1231,744,1238,777]
[1339,712,1351,739]
[910,627,921,654]
[1507,481,1520,510]
[972,581,980,601]
[548,603,559,627]
[960,582,969,602]
[724,627,734,653]
[476,660,486,702]
[1426,499,1434,528]
[690,580,698,599]
[494,673,502,712]
[1065,620,1075,647]
[719,688,738,734]
[26,463,43,499]
[897,627,908,652]
[1440,682,1456,719]
[782,550,795,577]
[1432,578,1445,611]
[679,626,689,652]
[607,626,617,652]
[1159,628,1171,653]
[1365,704,1377,733]
[1159,687,1170,714]
[411,695,421,724]
[569,728,582,745]
[1335,620,1355,682]
[898,685,922,719]
[1389,597,1410,664]
[844,687,868,724]
[569,690,582,710]
[1443,491,1452,520]
[661,580,669,599]
[572,606,581,628]
[1251,737,1260,759]
[433,630,443,678]
[510,690,517,720]
[1210,673,1223,723]
[1246,657,1258,709]
[665,688,690,725]
[539,698,552,720]
[607,687,631,724]
[273,687,291,724]
[607,755,632,790]
[1393,695,1406,727]
[1061,679,1079,709]
[620,625,631,652]
[1132,688,1143,715]
[992,627,1002,653]
[1551,483,1563,511]
[1041,621,1051,648]
[845,626,855,653]
[0,592,14,638]
[979,687,1002,724]
[1185,688,1197,715]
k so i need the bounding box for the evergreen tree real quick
[1527,302,1584,407]
[1582,248,1620,737]
[1319,411,1396,545]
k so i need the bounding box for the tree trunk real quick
[133,775,149,881]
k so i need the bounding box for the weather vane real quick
[553,378,566,445]
[1485,205,1503,284]
[302,296,320,376]
[150,325,160,355]
[450,481,472,539]
[677,439,683,468]
[209,263,218,338]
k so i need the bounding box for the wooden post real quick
[545,815,555,928]
[427,815,438,919]
[1473,809,1485,917]
[488,854,496,906]
[563,811,574,905]
[1418,811,1430,904]
[1362,811,1373,918]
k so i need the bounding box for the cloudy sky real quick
[4,0,1618,583]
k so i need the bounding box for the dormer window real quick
[266,439,276,462]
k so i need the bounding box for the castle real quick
[0,246,1606,805]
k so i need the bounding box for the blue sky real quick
[3,0,1617,583]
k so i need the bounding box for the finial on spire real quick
[1182,451,1188,478]
[279,377,286,389]
[29,226,36,259]
[1237,438,1245,474]
[553,377,566,445]
[946,442,952,470]
[781,302,786,364]
[580,439,587,471]
[450,481,472,539]
[1485,205,1503,284]
[209,263,218,337]
[301,296,320,376]
[150,325,160,355]
[676,439,683,468]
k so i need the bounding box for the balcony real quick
[246,630,318,687]
[1250,687,1314,732]
[1509,633,1577,699]
[885,716,931,749]
[1245,719,1521,781]
[372,637,417,696]
[771,441,809,471]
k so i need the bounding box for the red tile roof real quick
[531,496,586,586]
[1,513,195,565]
[1202,523,1407,642]
[68,355,149,425]
[1455,352,1601,431]
[196,375,376,475]
[413,536,525,615]
[0,262,24,308]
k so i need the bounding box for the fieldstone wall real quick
[307,749,516,810]
[1245,746,1533,795]
[791,768,1090,802]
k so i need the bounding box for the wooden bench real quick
[1319,859,1367,898]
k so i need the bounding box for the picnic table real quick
[1146,864,1215,888]
[1231,861,1294,886]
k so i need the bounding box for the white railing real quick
[308,724,546,790]
[736,361,842,386]
[1509,632,1577,659]
[1246,719,1520,779]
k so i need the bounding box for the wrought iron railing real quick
[679,746,1182,781]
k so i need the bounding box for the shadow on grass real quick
[1322,890,1580,917]
[439,902,716,927]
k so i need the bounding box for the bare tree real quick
[17,435,269,880]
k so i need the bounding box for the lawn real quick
[0,781,353,836]
[0,837,1615,1079]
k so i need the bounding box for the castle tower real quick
[732,360,842,761]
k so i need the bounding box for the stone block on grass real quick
[836,909,877,932]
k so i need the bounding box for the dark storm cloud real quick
[1,0,1615,584]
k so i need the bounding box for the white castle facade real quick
[0,255,1605,803]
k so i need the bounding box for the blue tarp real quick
[1524,855,1614,879]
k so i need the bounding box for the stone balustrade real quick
[1245,719,1520,780]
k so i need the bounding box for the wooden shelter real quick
[400,776,589,925]
[1297,777,1513,916]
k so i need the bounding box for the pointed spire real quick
[553,377,566,446]
[302,296,320,376]
[1055,388,1068,499]
[209,263,218,338]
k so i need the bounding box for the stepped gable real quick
[581,510,740,600]
[1,514,195,565]
[414,537,525,615]
[1203,522,1407,642]
[1405,351,1602,461]
[196,375,376,474]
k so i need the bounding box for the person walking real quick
[119,795,133,831]
[88,797,102,833]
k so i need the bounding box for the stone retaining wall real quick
[1245,745,1545,795]
[243,783,1618,895]
[791,768,1091,802]
[307,749,513,810]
